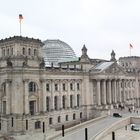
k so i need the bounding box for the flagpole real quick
[20,20,21,36]
[19,14,23,36]
[129,43,133,56]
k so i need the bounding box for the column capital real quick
[108,79,112,82]
[40,79,46,83]
[102,79,106,82]
[96,79,101,82]
[117,79,122,81]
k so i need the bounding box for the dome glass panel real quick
[42,39,78,66]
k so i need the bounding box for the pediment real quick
[29,93,38,99]
[101,63,126,75]
[90,62,127,75]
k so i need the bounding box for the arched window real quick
[80,112,82,118]
[23,48,25,55]
[73,113,76,120]
[1,83,6,96]
[28,48,31,55]
[46,96,50,111]
[29,82,37,92]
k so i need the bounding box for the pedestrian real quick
[137,110,138,114]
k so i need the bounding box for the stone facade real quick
[0,36,139,135]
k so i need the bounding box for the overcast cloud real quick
[0,0,140,60]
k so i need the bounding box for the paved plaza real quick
[8,108,140,140]
[102,125,140,140]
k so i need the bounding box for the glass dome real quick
[42,39,78,66]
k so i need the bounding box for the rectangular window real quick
[49,118,52,125]
[11,48,13,55]
[46,97,50,111]
[73,114,76,120]
[54,96,58,110]
[77,83,80,90]
[80,112,82,118]
[3,101,6,114]
[55,84,58,91]
[63,83,66,91]
[66,115,68,121]
[62,96,65,109]
[77,94,80,107]
[70,95,73,108]
[70,83,73,90]
[46,83,50,91]
[58,116,61,123]
[26,120,28,130]
[35,121,41,129]
[11,117,14,127]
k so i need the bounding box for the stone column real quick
[108,80,112,104]
[23,79,29,114]
[0,89,2,113]
[59,81,62,109]
[6,79,12,114]
[74,82,77,107]
[40,79,46,112]
[122,80,126,102]
[75,94,77,107]
[59,95,62,109]
[67,80,70,108]
[128,80,131,100]
[67,95,70,108]
[114,80,117,103]
[97,80,101,106]
[102,80,106,105]
[118,79,122,103]
[51,80,54,110]
[130,80,133,99]
[126,80,129,101]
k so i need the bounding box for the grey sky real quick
[0,0,140,60]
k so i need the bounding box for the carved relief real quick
[103,64,126,75]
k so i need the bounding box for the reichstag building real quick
[0,36,139,134]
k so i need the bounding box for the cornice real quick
[0,36,44,46]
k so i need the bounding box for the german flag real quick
[19,14,23,21]
[129,43,133,48]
